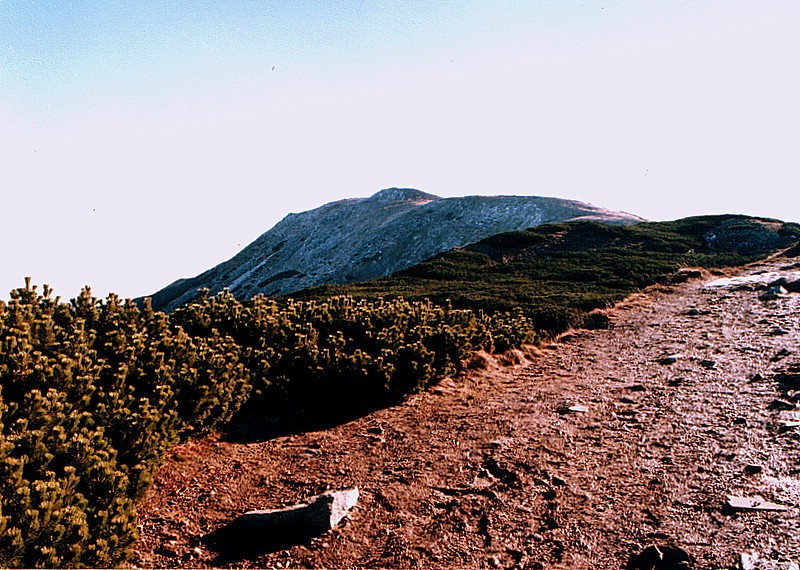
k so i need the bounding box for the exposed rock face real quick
[148,188,644,311]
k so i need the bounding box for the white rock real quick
[727,495,789,512]
[222,487,360,540]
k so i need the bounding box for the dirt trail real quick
[134,256,800,570]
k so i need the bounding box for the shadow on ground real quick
[221,397,399,443]
[203,521,320,564]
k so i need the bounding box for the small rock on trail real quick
[726,495,790,512]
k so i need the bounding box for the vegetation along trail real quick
[135,255,800,569]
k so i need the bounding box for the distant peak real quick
[368,188,440,203]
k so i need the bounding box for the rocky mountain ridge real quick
[148,188,644,311]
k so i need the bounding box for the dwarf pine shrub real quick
[1,279,536,565]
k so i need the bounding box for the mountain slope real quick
[298,215,800,333]
[147,188,644,311]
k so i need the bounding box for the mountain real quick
[147,188,645,311]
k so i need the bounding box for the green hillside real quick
[297,216,800,334]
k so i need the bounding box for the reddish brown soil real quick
[133,256,800,570]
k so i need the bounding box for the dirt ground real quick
[133,254,800,570]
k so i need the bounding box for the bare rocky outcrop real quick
[146,189,644,311]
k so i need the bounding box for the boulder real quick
[205,488,359,558]
[235,487,358,535]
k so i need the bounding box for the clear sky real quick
[2,1,799,300]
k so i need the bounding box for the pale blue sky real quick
[2,1,799,300]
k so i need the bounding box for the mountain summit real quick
[147,189,644,311]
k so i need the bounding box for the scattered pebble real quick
[685,307,711,316]
[778,420,800,431]
[739,551,757,570]
[659,354,684,365]
[700,359,717,370]
[744,465,763,475]
[155,545,179,558]
[558,404,589,414]
[771,348,793,362]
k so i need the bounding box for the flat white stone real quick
[236,487,360,535]
[727,495,789,512]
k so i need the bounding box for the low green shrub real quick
[0,282,249,567]
[1,282,536,565]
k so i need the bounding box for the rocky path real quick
[134,255,800,569]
